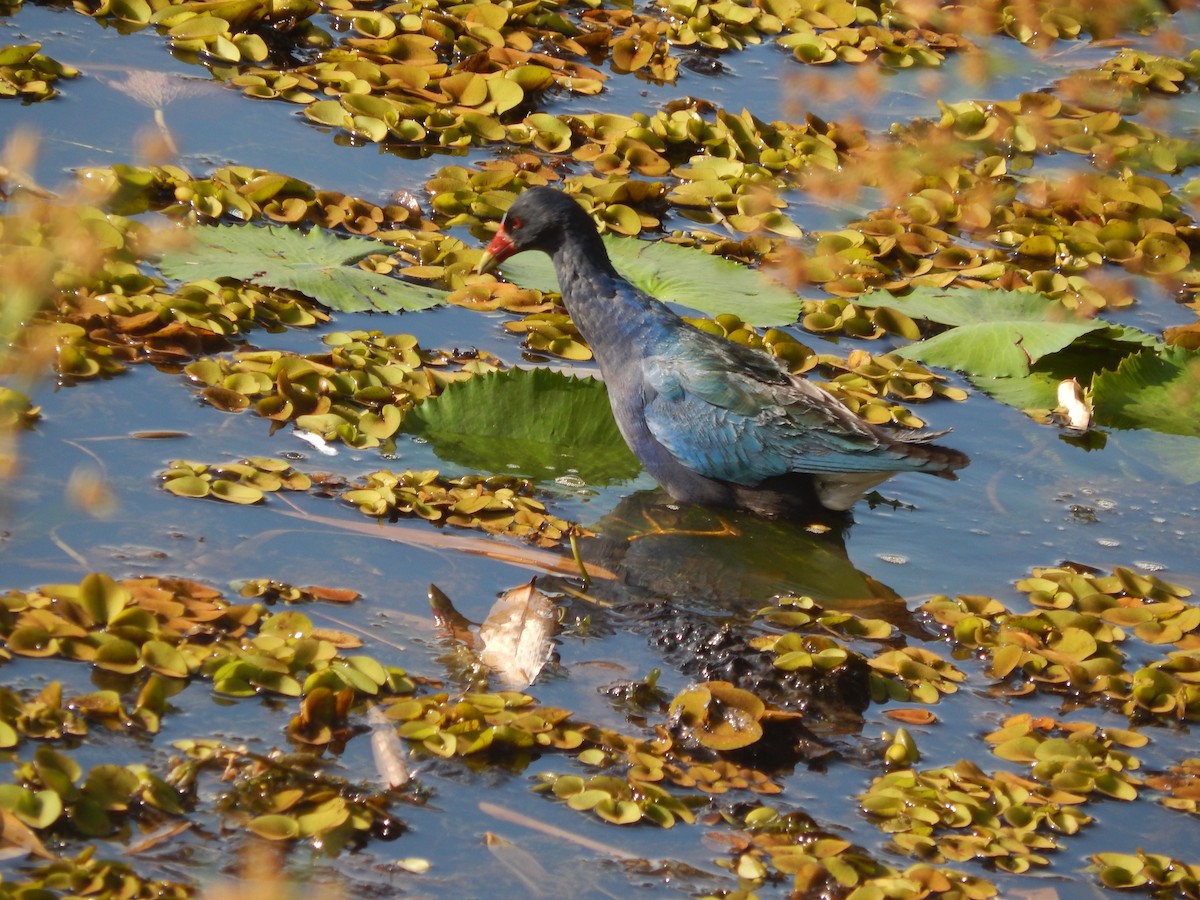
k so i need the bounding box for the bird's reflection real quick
[538,490,933,736]
[571,489,909,625]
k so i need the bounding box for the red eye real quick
[507,215,523,231]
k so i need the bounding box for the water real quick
[3,3,1200,897]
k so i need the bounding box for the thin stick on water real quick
[478,801,637,860]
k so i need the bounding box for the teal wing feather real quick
[641,327,912,484]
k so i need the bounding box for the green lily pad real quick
[157,224,446,313]
[496,236,801,326]
[1093,345,1200,437]
[210,479,265,504]
[862,287,1142,379]
[854,286,1078,328]
[856,289,1163,427]
[403,368,641,486]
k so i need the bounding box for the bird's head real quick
[475,187,598,275]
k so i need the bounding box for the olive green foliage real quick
[0,573,412,701]
[161,456,311,504]
[341,468,587,546]
[182,331,501,449]
[922,565,1200,721]
[0,387,39,429]
[3,563,1190,896]
[0,43,77,101]
[1093,849,1200,895]
[171,740,404,850]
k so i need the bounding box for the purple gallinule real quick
[478,187,967,515]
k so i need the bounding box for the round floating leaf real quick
[566,789,609,811]
[110,0,151,21]
[404,368,640,486]
[94,638,144,674]
[83,764,141,809]
[79,572,128,625]
[0,786,63,829]
[350,116,389,143]
[1094,853,1148,888]
[210,480,264,504]
[552,775,585,798]
[9,626,58,657]
[348,655,387,685]
[611,37,654,73]
[523,113,572,152]
[486,78,524,115]
[595,798,642,824]
[157,224,446,313]
[304,100,347,127]
[506,65,554,91]
[341,93,399,123]
[0,45,41,66]
[441,71,488,106]
[248,814,301,840]
[358,404,402,439]
[866,288,1130,379]
[141,640,191,678]
[898,320,1101,377]
[668,681,765,750]
[163,474,211,498]
[1092,345,1200,437]
[166,15,229,38]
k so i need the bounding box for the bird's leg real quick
[626,509,742,542]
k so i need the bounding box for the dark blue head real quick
[476,187,608,274]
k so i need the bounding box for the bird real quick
[476,187,968,516]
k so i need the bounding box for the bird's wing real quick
[641,328,903,484]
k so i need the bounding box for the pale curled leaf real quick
[484,833,552,897]
[0,809,54,860]
[478,580,557,688]
[367,706,410,789]
[1056,378,1091,429]
[294,429,337,456]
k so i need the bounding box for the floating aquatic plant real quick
[342,469,587,548]
[182,332,500,448]
[0,44,77,102]
[161,456,311,504]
